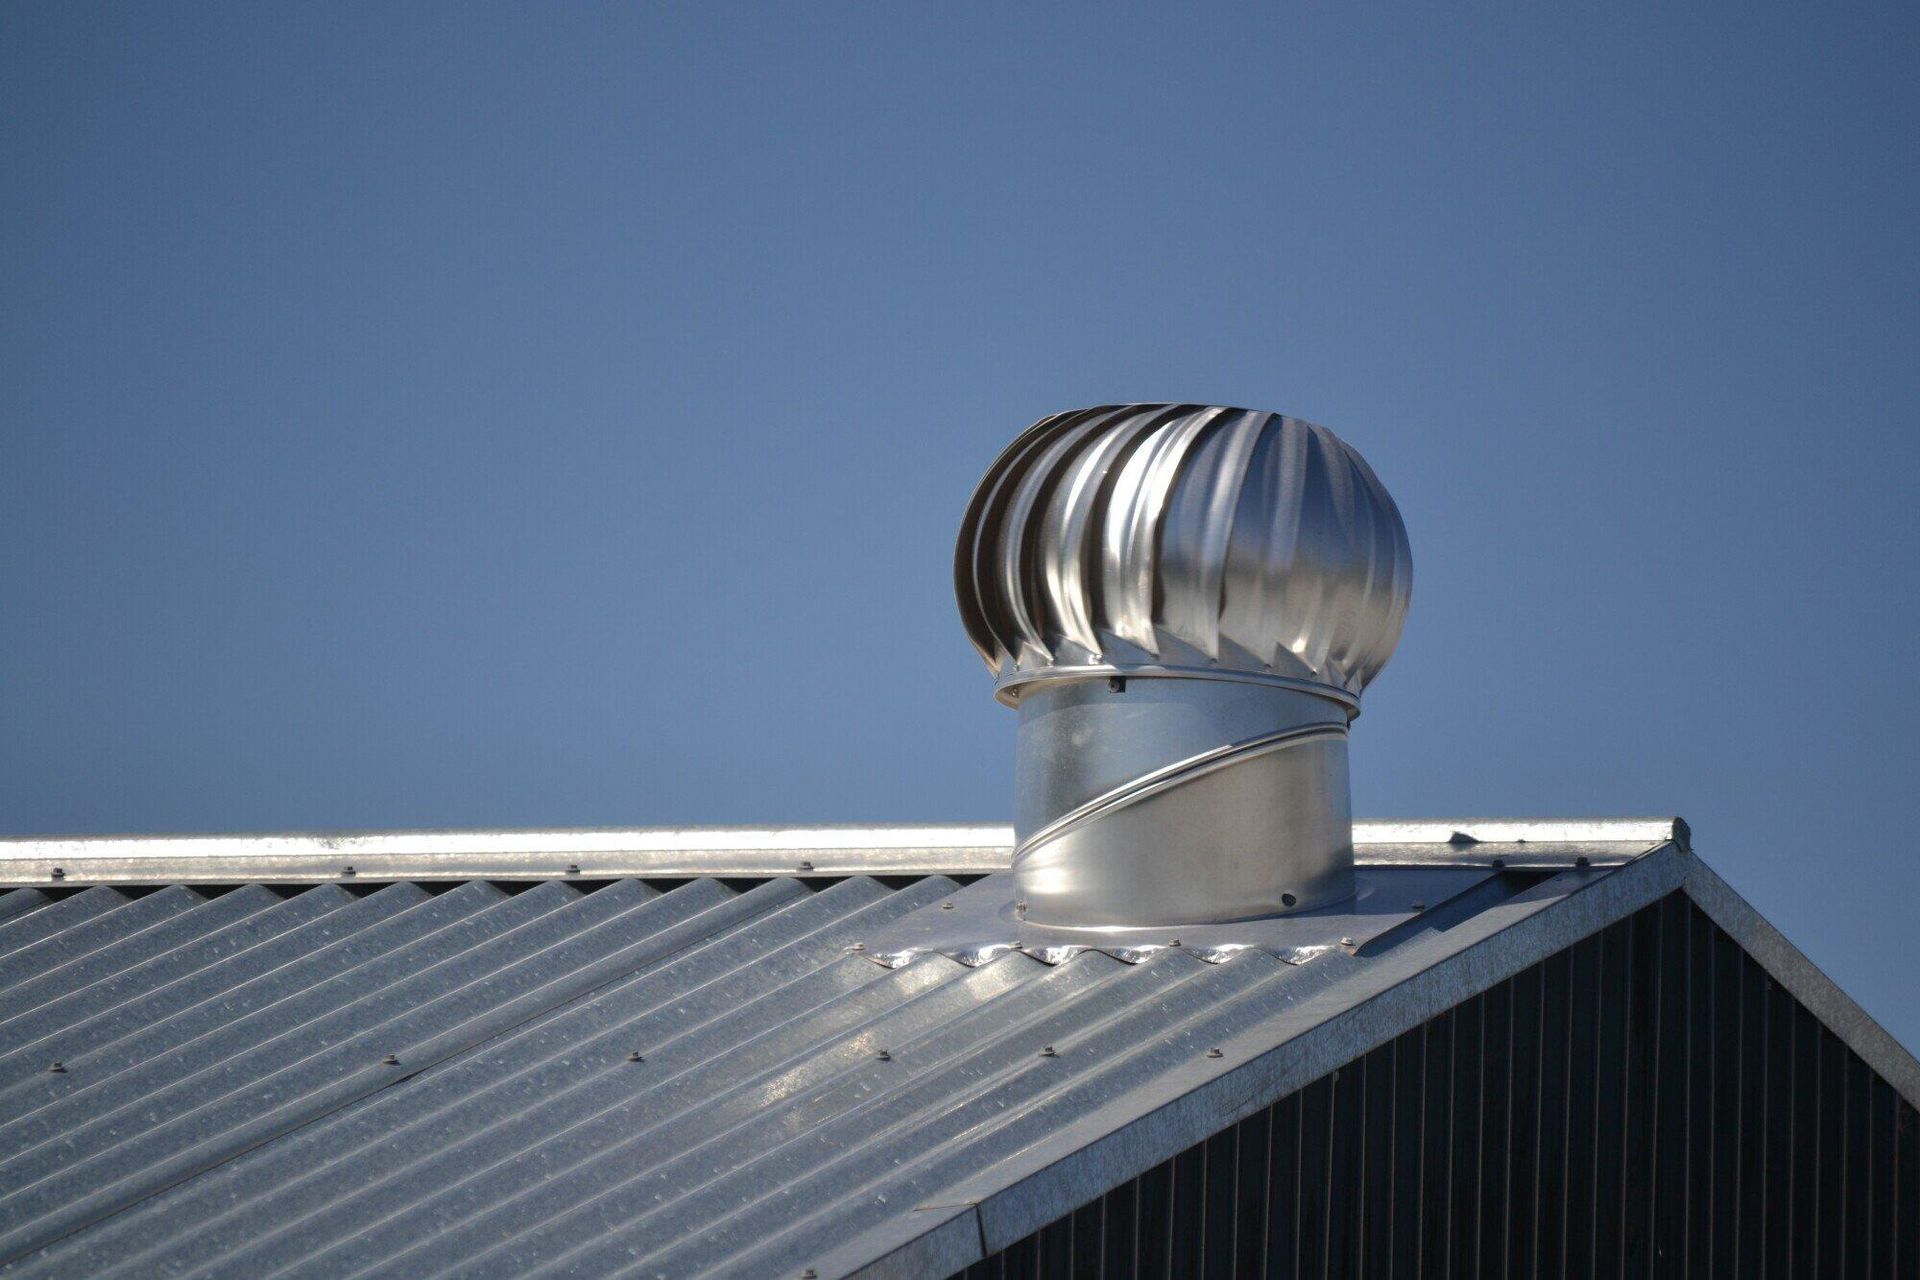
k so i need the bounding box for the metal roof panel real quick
[0,823,1910,1279]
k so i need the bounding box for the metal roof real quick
[0,819,1912,1278]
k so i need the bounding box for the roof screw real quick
[48,1061,66,1073]
[341,865,355,877]
[626,1051,644,1063]
[565,864,582,876]
[49,867,65,881]
[1040,1046,1057,1058]
[381,1054,401,1066]
[875,1049,892,1062]
[846,942,866,953]
[1575,855,1591,867]
[797,860,814,872]
[1339,936,1356,948]
[1206,1047,1224,1059]
[941,901,955,910]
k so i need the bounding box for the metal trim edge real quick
[865,844,1689,1273]
[0,819,1689,886]
[1681,854,1920,1110]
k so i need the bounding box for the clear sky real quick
[5,4,1917,1047]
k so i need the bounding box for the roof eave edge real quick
[1680,856,1920,1110]
[842,842,1689,1277]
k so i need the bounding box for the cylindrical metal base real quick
[1013,676,1355,931]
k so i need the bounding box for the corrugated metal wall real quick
[962,891,1920,1279]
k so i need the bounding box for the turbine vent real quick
[958,405,1410,705]
[956,404,1412,936]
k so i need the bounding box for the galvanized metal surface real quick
[0,824,1014,887]
[0,830,1910,1279]
[959,407,1411,938]
[0,863,1621,1276]
[962,890,1920,1279]
[0,817,1686,887]
[1012,680,1357,927]
[954,405,1412,707]
[866,866,1497,968]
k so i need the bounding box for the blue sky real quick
[5,3,1917,1047]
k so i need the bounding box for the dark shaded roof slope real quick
[0,821,1911,1278]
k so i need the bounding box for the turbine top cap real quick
[956,404,1412,710]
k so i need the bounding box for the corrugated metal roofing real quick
[0,829,1912,1278]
